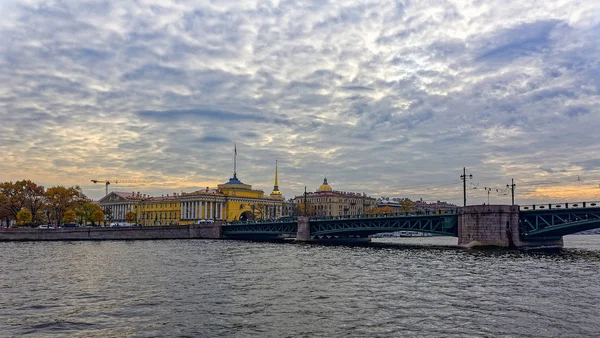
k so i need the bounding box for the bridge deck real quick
[222,203,600,240]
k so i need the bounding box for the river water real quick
[2,236,600,337]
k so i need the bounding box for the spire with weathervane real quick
[224,144,244,185]
[270,160,282,198]
[233,144,237,179]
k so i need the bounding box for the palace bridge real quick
[222,201,600,250]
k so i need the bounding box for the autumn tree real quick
[125,211,136,224]
[45,186,88,226]
[295,203,315,216]
[379,205,394,214]
[399,199,415,213]
[92,209,105,225]
[63,209,76,223]
[16,208,33,225]
[17,180,46,222]
[0,180,46,223]
[0,194,13,226]
[0,181,26,221]
[366,205,394,215]
[75,203,103,225]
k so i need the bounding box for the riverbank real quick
[0,223,222,241]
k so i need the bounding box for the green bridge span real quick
[223,202,600,249]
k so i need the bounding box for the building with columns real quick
[178,188,226,224]
[215,169,283,222]
[96,192,136,224]
[136,194,180,226]
[293,177,376,217]
[97,161,284,224]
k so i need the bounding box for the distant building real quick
[414,200,457,213]
[98,152,284,224]
[376,198,457,214]
[376,200,402,212]
[282,198,296,217]
[97,192,136,224]
[293,177,376,217]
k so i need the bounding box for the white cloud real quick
[0,0,599,205]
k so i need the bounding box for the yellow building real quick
[136,194,180,226]
[293,177,376,217]
[99,151,284,225]
[175,166,284,223]
[99,158,285,225]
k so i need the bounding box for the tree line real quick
[0,180,105,227]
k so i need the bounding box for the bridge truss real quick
[520,207,600,239]
[223,221,297,237]
[310,215,458,238]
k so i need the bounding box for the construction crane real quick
[91,179,151,196]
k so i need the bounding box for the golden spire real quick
[275,160,279,188]
[270,160,282,197]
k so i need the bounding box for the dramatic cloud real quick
[1,0,599,205]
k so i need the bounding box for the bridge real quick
[224,212,459,239]
[223,201,600,250]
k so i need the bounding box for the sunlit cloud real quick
[0,0,599,205]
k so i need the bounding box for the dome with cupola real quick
[318,177,333,192]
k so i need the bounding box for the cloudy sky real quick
[1,0,599,205]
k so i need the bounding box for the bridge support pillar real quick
[459,205,517,248]
[295,216,311,242]
[458,205,563,250]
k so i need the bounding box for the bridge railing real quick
[225,209,460,225]
[225,218,297,226]
[308,209,459,221]
[520,201,600,212]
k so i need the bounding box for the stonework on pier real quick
[458,205,563,250]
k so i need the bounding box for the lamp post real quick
[304,186,308,217]
[507,178,516,206]
[460,167,473,207]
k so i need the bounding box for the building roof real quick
[224,173,244,185]
[295,189,376,200]
[114,192,136,199]
[318,177,332,192]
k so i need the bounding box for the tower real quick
[270,160,282,198]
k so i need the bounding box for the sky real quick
[1,0,599,205]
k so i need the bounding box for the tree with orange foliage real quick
[126,211,136,224]
[0,181,26,220]
[367,205,394,215]
[0,180,46,223]
[63,209,77,223]
[295,202,315,216]
[399,199,415,213]
[45,186,88,226]
[92,209,105,225]
[16,208,33,225]
[0,194,13,226]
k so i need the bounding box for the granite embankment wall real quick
[0,223,223,241]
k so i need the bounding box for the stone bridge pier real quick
[458,205,563,250]
[295,216,311,242]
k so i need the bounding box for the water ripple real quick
[1,236,600,337]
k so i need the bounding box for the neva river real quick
[2,236,600,337]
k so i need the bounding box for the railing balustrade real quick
[520,201,600,211]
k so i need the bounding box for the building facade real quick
[414,200,458,214]
[97,192,136,224]
[137,194,181,226]
[97,162,284,225]
[293,178,376,217]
